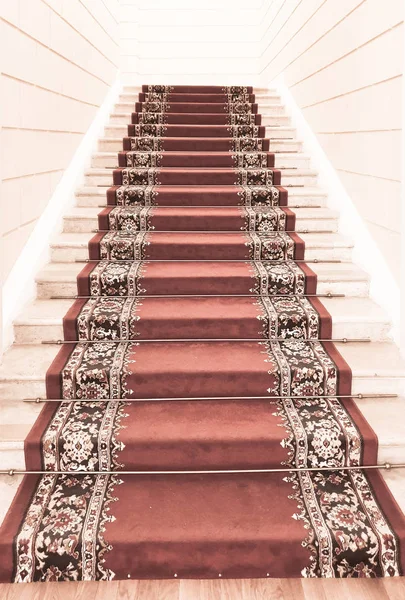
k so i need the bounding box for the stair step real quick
[102,126,298,143]
[110,107,287,125]
[91,151,309,169]
[13,296,391,345]
[7,469,405,537]
[262,114,291,126]
[36,261,369,299]
[112,167,285,186]
[135,101,284,114]
[0,340,402,400]
[0,466,404,577]
[118,92,281,103]
[110,114,291,129]
[0,395,404,471]
[50,231,353,263]
[112,103,289,122]
[63,206,339,234]
[75,185,328,209]
[100,134,299,153]
[120,87,276,94]
[84,167,318,187]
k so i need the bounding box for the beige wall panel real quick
[337,171,402,234]
[0,0,118,278]
[283,0,403,86]
[2,221,37,280]
[2,77,96,132]
[1,130,83,180]
[137,57,259,76]
[291,25,403,107]
[135,41,258,59]
[300,78,402,132]
[260,0,363,77]
[365,222,401,282]
[135,25,258,43]
[316,130,402,182]
[260,0,323,56]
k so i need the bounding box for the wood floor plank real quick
[302,578,390,600]
[180,578,304,600]
[242,578,304,600]
[380,577,405,600]
[1,578,405,599]
[180,579,245,600]
[116,580,179,600]
[74,582,117,600]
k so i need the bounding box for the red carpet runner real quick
[1,85,405,582]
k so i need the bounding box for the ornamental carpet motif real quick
[0,84,404,583]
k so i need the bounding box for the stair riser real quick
[84,173,318,187]
[331,320,391,342]
[36,278,370,300]
[75,191,327,209]
[0,371,401,402]
[0,401,42,424]
[0,439,400,471]
[99,138,301,152]
[109,109,286,125]
[0,447,25,471]
[118,94,281,104]
[111,112,291,128]
[62,216,338,234]
[13,318,392,345]
[91,153,309,169]
[102,126,297,141]
[262,115,291,126]
[50,243,352,263]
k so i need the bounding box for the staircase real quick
[0,84,404,582]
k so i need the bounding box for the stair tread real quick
[37,260,369,281]
[0,397,404,465]
[77,184,326,195]
[51,231,352,248]
[13,296,390,326]
[115,102,283,109]
[0,469,404,578]
[4,471,402,535]
[94,150,306,158]
[86,167,318,175]
[1,341,403,381]
[65,206,338,220]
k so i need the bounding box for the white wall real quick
[259,0,404,285]
[120,0,262,85]
[0,0,120,282]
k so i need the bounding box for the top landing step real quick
[122,85,277,94]
[140,85,257,94]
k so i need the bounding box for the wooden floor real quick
[0,578,404,600]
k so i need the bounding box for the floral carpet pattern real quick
[0,84,404,583]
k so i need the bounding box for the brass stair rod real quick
[42,337,370,345]
[3,463,404,477]
[96,205,324,209]
[24,393,396,404]
[52,293,346,299]
[90,229,334,234]
[76,258,341,264]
